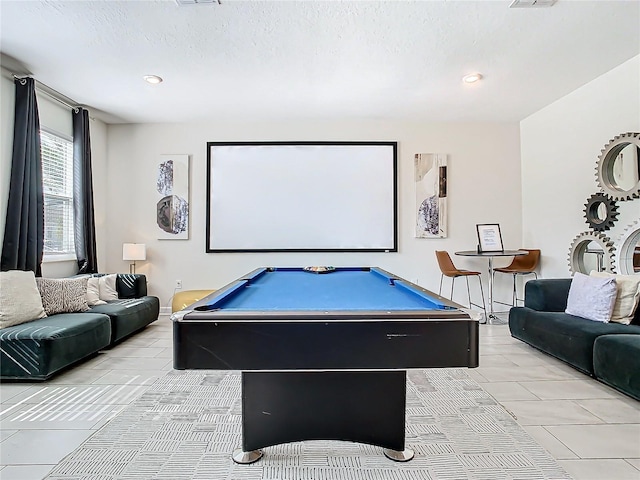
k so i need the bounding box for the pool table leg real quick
[383,448,415,462]
[235,370,411,463]
[232,448,263,464]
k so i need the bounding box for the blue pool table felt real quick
[206,267,450,311]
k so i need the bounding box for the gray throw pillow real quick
[565,272,617,323]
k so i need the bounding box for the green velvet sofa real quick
[509,278,640,400]
[0,274,160,381]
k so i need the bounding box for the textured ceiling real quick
[1,0,638,124]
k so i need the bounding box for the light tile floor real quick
[1,316,639,480]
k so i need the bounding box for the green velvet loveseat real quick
[509,278,640,400]
[0,273,160,381]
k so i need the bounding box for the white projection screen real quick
[206,142,398,252]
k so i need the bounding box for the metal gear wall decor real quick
[596,132,640,201]
[615,221,640,275]
[568,231,616,274]
[583,193,619,231]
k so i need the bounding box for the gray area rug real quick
[46,369,572,480]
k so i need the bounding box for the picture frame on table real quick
[476,224,504,253]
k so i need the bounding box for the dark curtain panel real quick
[1,78,44,275]
[72,107,98,274]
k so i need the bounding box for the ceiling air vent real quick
[510,0,556,7]
[175,0,221,5]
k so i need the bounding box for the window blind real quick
[41,130,75,255]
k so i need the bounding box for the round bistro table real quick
[455,250,527,324]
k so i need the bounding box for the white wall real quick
[521,55,640,278]
[0,82,522,307]
[3,56,637,309]
[0,73,522,309]
[106,121,521,308]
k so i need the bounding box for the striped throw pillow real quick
[36,277,90,315]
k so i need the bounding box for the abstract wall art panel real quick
[415,153,447,238]
[157,154,189,240]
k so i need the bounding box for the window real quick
[40,129,75,256]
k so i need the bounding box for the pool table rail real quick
[173,318,479,371]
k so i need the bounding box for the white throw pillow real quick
[590,271,640,325]
[0,270,47,328]
[86,277,107,306]
[98,274,119,301]
[565,272,617,323]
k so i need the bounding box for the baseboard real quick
[160,307,172,316]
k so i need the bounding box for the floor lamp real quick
[123,243,146,274]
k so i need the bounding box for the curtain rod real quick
[10,72,80,111]
[2,66,99,121]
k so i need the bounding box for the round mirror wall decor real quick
[583,193,619,231]
[568,231,616,275]
[596,132,640,201]
[616,221,640,275]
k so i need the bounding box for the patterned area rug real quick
[46,369,572,480]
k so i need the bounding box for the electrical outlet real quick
[175,280,182,290]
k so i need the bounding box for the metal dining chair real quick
[493,249,541,307]
[435,250,487,321]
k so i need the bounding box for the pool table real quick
[173,267,478,464]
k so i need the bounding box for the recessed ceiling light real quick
[463,73,483,84]
[143,75,163,85]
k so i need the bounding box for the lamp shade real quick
[123,243,146,261]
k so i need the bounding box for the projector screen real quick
[206,142,397,252]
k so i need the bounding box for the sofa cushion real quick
[565,272,617,323]
[590,271,640,325]
[0,313,111,380]
[89,296,159,343]
[509,307,640,374]
[593,334,640,401]
[36,277,90,315]
[524,278,572,312]
[0,270,47,329]
[116,274,145,299]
